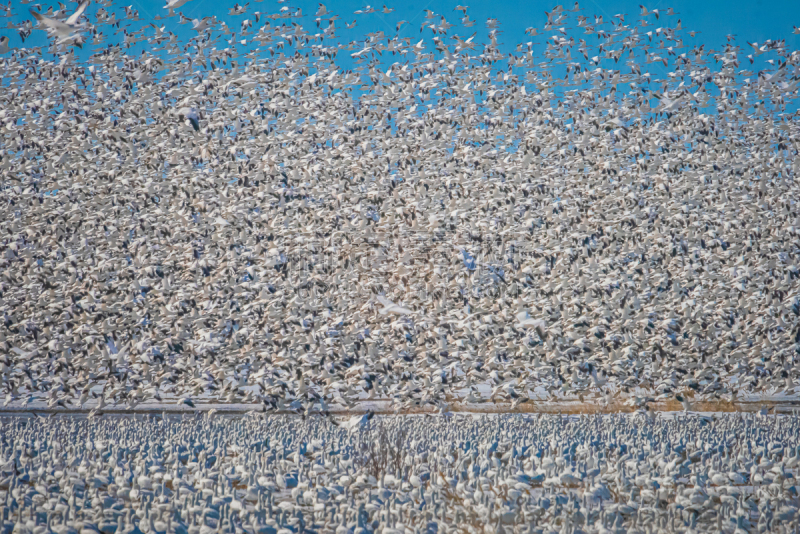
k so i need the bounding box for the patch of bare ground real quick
[327,397,795,415]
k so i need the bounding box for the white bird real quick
[377,295,414,315]
[176,106,200,131]
[515,310,546,330]
[675,394,692,412]
[164,0,193,13]
[191,17,213,33]
[30,0,89,42]
[340,411,374,433]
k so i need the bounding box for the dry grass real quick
[438,486,489,533]
[353,420,408,479]
[321,390,796,415]
[327,399,792,416]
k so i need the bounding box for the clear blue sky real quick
[3,0,799,60]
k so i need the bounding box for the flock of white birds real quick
[0,0,800,417]
[2,413,800,533]
[3,1,800,532]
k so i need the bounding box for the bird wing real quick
[31,10,73,34]
[343,415,360,430]
[65,0,90,26]
[519,317,546,329]
[376,295,394,307]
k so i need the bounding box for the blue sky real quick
[3,0,799,64]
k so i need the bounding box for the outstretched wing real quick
[376,295,394,307]
[31,10,73,34]
[65,0,90,26]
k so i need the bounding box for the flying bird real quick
[30,0,89,42]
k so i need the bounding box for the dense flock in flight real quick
[2,412,800,533]
[0,0,800,416]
